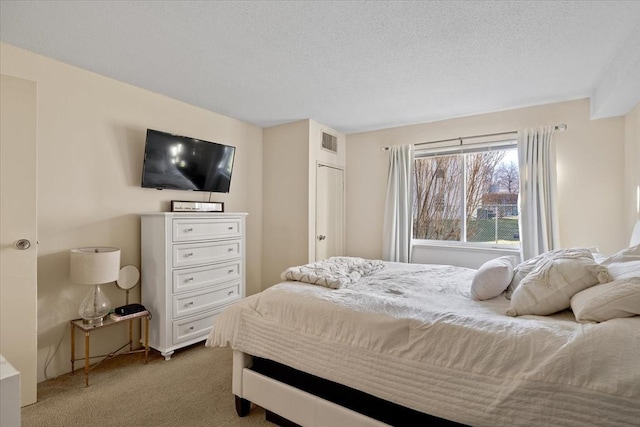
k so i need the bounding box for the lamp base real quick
[79,284,111,325]
[81,316,106,326]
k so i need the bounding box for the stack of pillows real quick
[470,245,640,323]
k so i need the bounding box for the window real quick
[413,140,520,247]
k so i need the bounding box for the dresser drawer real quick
[172,218,241,242]
[172,282,240,319]
[172,240,241,268]
[173,261,241,293]
[172,310,220,345]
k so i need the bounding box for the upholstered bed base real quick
[232,350,464,427]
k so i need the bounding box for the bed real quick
[205,251,640,427]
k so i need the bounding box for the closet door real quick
[316,164,344,261]
[0,74,38,406]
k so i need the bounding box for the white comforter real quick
[207,262,640,427]
[281,256,385,289]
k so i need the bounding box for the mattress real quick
[206,262,640,427]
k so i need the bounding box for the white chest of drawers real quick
[141,212,247,360]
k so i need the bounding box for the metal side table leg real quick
[70,322,75,374]
[84,331,90,387]
[144,316,149,363]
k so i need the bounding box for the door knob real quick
[15,239,31,250]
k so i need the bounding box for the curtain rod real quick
[380,123,567,151]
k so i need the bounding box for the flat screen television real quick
[141,129,235,193]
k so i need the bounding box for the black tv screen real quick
[141,129,235,193]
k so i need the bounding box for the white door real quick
[316,164,344,261]
[0,75,38,406]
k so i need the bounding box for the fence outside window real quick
[468,204,519,245]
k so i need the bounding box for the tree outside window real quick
[413,146,519,246]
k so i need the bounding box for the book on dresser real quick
[110,310,149,322]
[140,212,247,360]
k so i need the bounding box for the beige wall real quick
[346,99,628,260]
[624,102,640,235]
[262,120,310,287]
[0,43,263,382]
[262,120,346,287]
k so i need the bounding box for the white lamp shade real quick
[70,247,121,285]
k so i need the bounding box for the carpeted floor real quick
[22,344,273,427]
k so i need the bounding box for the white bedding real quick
[281,256,385,289]
[206,262,640,427]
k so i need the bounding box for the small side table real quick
[70,311,150,387]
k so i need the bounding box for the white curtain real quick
[518,126,560,260]
[383,144,413,262]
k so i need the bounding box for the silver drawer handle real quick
[227,290,234,296]
[188,326,194,331]
[185,228,193,232]
[227,269,234,274]
[184,252,194,257]
[186,301,194,306]
[228,226,233,230]
[227,248,233,252]
[185,277,194,282]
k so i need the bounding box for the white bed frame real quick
[232,350,390,427]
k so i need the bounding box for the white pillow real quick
[507,254,612,316]
[588,246,608,263]
[506,248,593,300]
[600,244,640,280]
[571,277,640,323]
[470,256,517,300]
[505,268,528,300]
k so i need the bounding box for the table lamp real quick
[70,247,121,325]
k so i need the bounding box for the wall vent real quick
[321,132,338,153]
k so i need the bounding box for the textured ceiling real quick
[1,1,639,134]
